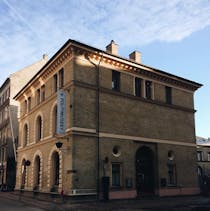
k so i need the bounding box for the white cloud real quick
[0,0,210,85]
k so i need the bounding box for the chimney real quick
[106,40,118,55]
[129,51,141,63]
[42,54,48,61]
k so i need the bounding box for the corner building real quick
[14,40,201,199]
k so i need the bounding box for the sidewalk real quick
[1,192,210,210]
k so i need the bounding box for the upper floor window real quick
[165,86,172,104]
[145,80,152,99]
[59,68,64,88]
[36,116,42,141]
[53,74,58,93]
[208,152,210,161]
[23,124,29,147]
[24,100,27,114]
[41,85,45,102]
[36,89,41,105]
[197,151,204,161]
[112,70,120,91]
[135,77,142,97]
[28,97,31,112]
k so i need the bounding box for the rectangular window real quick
[145,80,152,99]
[41,85,45,102]
[112,163,121,187]
[28,97,31,111]
[135,77,142,97]
[24,100,27,114]
[208,153,210,161]
[165,86,172,104]
[112,70,120,91]
[36,89,41,105]
[59,68,64,88]
[197,151,204,161]
[53,74,58,92]
[168,164,176,186]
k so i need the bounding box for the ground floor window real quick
[52,152,60,187]
[34,156,41,187]
[21,159,26,187]
[167,163,176,186]
[112,163,121,187]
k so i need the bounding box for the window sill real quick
[110,186,123,190]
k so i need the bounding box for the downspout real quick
[8,106,17,161]
[85,52,103,200]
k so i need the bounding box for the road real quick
[0,196,44,211]
[1,192,210,211]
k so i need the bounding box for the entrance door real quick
[136,146,154,196]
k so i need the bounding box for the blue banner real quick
[57,90,66,135]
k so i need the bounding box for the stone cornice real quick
[14,39,202,101]
[73,47,200,92]
[42,46,73,81]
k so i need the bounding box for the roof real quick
[14,39,203,99]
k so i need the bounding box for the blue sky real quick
[0,0,210,138]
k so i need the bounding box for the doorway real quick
[136,146,155,196]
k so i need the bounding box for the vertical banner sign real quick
[57,90,66,135]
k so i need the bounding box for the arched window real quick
[34,156,41,188]
[52,105,57,134]
[51,152,60,187]
[23,124,28,147]
[36,116,42,141]
[21,159,26,187]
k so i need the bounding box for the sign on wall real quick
[57,90,66,135]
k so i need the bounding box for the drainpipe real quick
[85,52,103,200]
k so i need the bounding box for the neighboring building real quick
[14,39,201,199]
[196,136,210,172]
[0,55,48,190]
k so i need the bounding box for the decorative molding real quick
[99,132,196,147]
[69,127,96,134]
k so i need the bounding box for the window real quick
[21,159,26,187]
[208,152,210,161]
[167,163,176,186]
[41,85,45,102]
[23,124,28,147]
[24,100,27,114]
[28,97,31,111]
[34,156,41,187]
[135,77,142,97]
[165,86,172,104]
[112,163,121,187]
[145,80,152,99]
[197,151,204,161]
[36,116,42,141]
[36,89,41,105]
[53,74,58,93]
[59,68,64,88]
[112,70,120,91]
[52,152,60,186]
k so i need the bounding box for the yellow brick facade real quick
[14,40,201,198]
